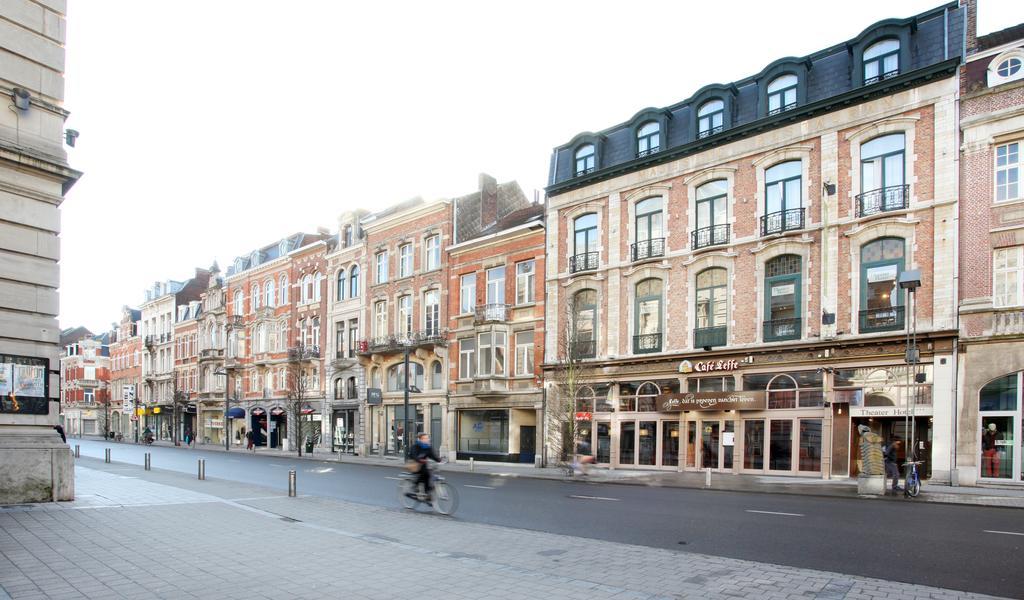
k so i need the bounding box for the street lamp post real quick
[899,269,922,461]
[215,366,233,451]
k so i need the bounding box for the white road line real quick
[384,476,402,480]
[984,529,1024,536]
[746,510,805,517]
[464,485,495,490]
[568,494,620,501]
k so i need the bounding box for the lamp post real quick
[401,344,423,457]
[214,367,233,452]
[899,269,922,461]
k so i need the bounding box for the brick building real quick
[195,264,228,446]
[447,176,546,463]
[224,232,331,451]
[956,10,1024,485]
[108,307,142,441]
[358,198,452,456]
[59,333,111,438]
[543,4,962,479]
[172,300,201,443]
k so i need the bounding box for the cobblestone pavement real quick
[0,459,1008,600]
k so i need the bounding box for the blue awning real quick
[227,407,245,419]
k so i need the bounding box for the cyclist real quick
[408,432,441,500]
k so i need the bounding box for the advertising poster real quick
[0,354,49,415]
[0,363,11,396]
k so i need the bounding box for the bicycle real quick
[903,460,924,498]
[397,464,459,516]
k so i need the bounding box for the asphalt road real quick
[74,439,1023,598]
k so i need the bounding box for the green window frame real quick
[859,238,905,332]
[764,255,802,341]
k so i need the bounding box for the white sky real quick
[59,0,1024,333]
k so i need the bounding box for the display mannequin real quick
[981,422,1003,477]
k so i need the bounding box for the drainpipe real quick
[950,31,964,486]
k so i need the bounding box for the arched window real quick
[301,274,313,304]
[859,134,906,216]
[387,362,424,392]
[313,272,322,302]
[633,198,663,261]
[767,74,798,114]
[251,284,260,311]
[979,373,1021,481]
[575,144,595,176]
[767,374,797,409]
[346,376,357,399]
[697,99,724,138]
[695,268,727,348]
[370,367,382,390]
[431,361,442,389]
[336,269,346,301]
[694,180,729,249]
[279,274,288,305]
[764,255,802,341]
[763,161,803,235]
[571,213,598,272]
[636,121,660,157]
[571,289,597,359]
[334,378,344,400]
[349,265,360,297]
[860,237,905,332]
[634,279,663,354]
[864,39,900,84]
[233,291,243,315]
[264,279,275,308]
[255,323,265,353]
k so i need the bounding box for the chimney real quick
[479,173,498,228]
[963,0,977,54]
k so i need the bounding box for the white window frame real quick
[251,284,261,311]
[493,330,506,376]
[516,261,535,305]
[425,235,441,271]
[478,332,492,376]
[460,273,476,314]
[459,338,476,379]
[399,243,413,278]
[424,290,440,335]
[994,247,1024,308]
[515,330,533,376]
[374,300,387,337]
[486,266,505,305]
[996,141,1022,203]
[376,251,389,284]
[397,295,412,338]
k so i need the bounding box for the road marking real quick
[746,510,804,517]
[984,530,1024,536]
[384,476,402,480]
[464,485,495,490]
[268,463,288,468]
[568,494,620,501]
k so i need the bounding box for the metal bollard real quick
[469,457,474,472]
[104,448,111,463]
[705,467,712,488]
[288,469,296,497]
[198,459,206,480]
[144,453,151,470]
[74,445,80,458]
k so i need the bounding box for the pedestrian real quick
[246,429,254,451]
[576,437,594,476]
[883,439,903,493]
[53,424,66,444]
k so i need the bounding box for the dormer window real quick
[767,75,797,115]
[575,144,595,176]
[989,51,1024,87]
[864,39,900,84]
[636,122,660,157]
[697,100,724,138]
[279,240,290,255]
[250,251,261,266]
[999,58,1022,78]
[234,258,244,273]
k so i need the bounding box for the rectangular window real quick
[459,338,476,379]
[996,142,1021,202]
[425,235,440,271]
[399,243,413,278]
[995,247,1024,308]
[493,331,506,376]
[348,319,358,357]
[478,332,492,376]
[460,273,476,314]
[516,261,535,305]
[375,251,388,284]
[335,322,345,359]
[397,295,412,337]
[515,330,534,376]
[458,409,509,454]
[84,389,94,404]
[424,290,440,335]
[374,301,387,337]
[486,266,505,305]
[798,419,822,472]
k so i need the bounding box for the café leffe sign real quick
[679,359,740,373]
[656,391,767,412]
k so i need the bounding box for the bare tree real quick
[546,295,595,471]
[285,346,313,457]
[170,377,190,446]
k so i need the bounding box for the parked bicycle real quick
[397,464,458,516]
[903,460,924,498]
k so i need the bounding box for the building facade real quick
[196,265,228,446]
[358,198,452,456]
[447,176,547,464]
[956,14,1024,485]
[0,0,79,503]
[108,307,142,441]
[326,211,367,454]
[59,335,110,438]
[172,301,201,443]
[544,4,963,480]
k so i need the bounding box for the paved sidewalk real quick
[80,435,1024,509]
[0,458,1009,600]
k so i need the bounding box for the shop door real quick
[519,426,536,463]
[662,422,680,467]
[619,421,636,466]
[638,421,657,466]
[596,422,611,464]
[701,421,720,469]
[743,419,765,471]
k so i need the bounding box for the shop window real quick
[860,237,905,332]
[459,409,509,454]
[618,381,660,412]
[979,373,1020,481]
[576,386,595,413]
[687,376,735,392]
[743,420,765,470]
[744,371,823,408]
[798,419,822,472]
[387,362,423,392]
[769,420,792,471]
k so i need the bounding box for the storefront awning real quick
[226,407,245,419]
[270,407,285,416]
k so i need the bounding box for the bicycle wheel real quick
[906,473,920,498]
[432,482,459,516]
[398,477,417,509]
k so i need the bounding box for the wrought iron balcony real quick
[859,306,905,333]
[574,166,595,177]
[569,339,596,360]
[760,208,805,236]
[636,146,660,158]
[768,102,797,116]
[856,184,909,218]
[763,318,802,342]
[569,252,599,274]
[694,325,727,349]
[475,303,510,323]
[357,330,449,355]
[691,224,730,250]
[631,238,665,262]
[864,69,900,85]
[287,345,321,361]
[698,125,723,139]
[633,333,662,354]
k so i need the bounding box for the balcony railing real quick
[199,348,224,361]
[864,69,900,85]
[760,208,805,236]
[860,306,905,333]
[631,238,665,262]
[694,325,727,349]
[698,125,723,139]
[763,318,802,342]
[856,184,909,218]
[570,339,596,360]
[357,330,450,355]
[768,102,797,116]
[636,146,660,158]
[569,252,599,274]
[574,166,595,177]
[691,224,730,250]
[287,345,321,361]
[633,333,662,354]
[254,306,275,319]
[475,303,510,323]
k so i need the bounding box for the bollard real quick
[288,469,296,497]
[705,467,712,488]
[469,457,474,472]
[144,453,151,471]
[74,445,80,458]
[104,448,111,463]
[198,459,205,480]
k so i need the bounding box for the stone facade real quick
[59,336,110,438]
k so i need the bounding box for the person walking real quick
[883,439,903,493]
[246,429,254,452]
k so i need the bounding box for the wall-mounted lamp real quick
[821,310,836,325]
[898,270,922,291]
[12,87,30,111]
[822,181,836,196]
[65,129,79,147]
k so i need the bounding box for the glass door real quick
[596,422,611,464]
[769,419,793,471]
[701,421,720,469]
[662,421,680,467]
[743,419,765,470]
[723,420,735,469]
[686,421,697,467]
[638,421,657,465]
[619,421,636,465]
